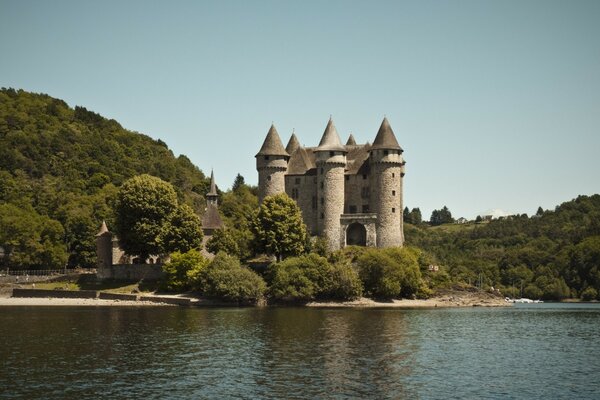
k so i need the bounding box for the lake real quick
[1,303,599,399]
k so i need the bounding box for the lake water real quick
[1,303,599,399]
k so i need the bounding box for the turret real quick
[206,169,218,206]
[285,131,301,155]
[95,221,113,269]
[314,117,347,250]
[369,117,405,247]
[256,124,289,203]
[202,169,223,237]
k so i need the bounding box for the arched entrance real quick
[346,222,367,246]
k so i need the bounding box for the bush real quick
[198,252,266,304]
[268,253,363,302]
[161,250,208,291]
[356,247,423,299]
[581,286,598,301]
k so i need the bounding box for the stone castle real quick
[256,117,405,250]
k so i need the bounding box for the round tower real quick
[256,124,289,203]
[370,118,405,247]
[315,118,347,251]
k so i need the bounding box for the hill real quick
[406,194,600,300]
[0,88,211,269]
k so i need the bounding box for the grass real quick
[31,275,160,294]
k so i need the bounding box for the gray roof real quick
[287,146,315,175]
[256,124,289,157]
[316,118,346,152]
[202,203,223,230]
[285,132,301,154]
[371,117,402,151]
[96,220,110,236]
[346,134,357,146]
[207,169,217,196]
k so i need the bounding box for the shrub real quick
[356,247,423,299]
[198,252,266,304]
[268,253,363,302]
[580,286,598,301]
[162,249,208,291]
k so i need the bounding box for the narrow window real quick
[362,205,369,213]
[392,190,396,196]
[320,213,324,219]
[384,150,389,156]
[330,151,334,157]
[392,208,396,213]
[320,181,324,189]
[349,205,357,214]
[345,175,349,181]
[264,156,269,160]
[320,197,324,205]
[362,174,367,180]
[392,173,395,178]
[267,176,271,181]
[295,177,301,184]
[320,168,324,174]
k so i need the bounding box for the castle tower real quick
[285,131,301,154]
[369,118,405,247]
[315,118,347,250]
[256,124,289,203]
[95,220,113,269]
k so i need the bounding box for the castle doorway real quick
[346,222,367,246]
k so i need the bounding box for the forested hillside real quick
[406,194,600,300]
[0,88,211,269]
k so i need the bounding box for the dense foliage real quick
[0,88,210,269]
[406,195,600,300]
[196,252,267,304]
[162,249,208,292]
[251,193,308,260]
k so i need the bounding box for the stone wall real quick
[12,288,98,299]
[97,264,164,281]
[286,173,318,235]
[317,152,346,250]
[371,149,403,247]
[257,156,287,203]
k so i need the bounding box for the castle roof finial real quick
[371,117,402,151]
[256,124,289,157]
[316,117,346,152]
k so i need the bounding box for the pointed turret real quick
[208,169,217,196]
[346,133,357,146]
[316,118,346,152]
[96,220,110,236]
[256,124,289,157]
[371,117,402,151]
[286,131,301,154]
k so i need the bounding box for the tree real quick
[251,193,308,260]
[159,204,203,254]
[206,228,239,257]
[114,174,178,259]
[536,206,544,216]
[430,206,454,226]
[409,208,422,225]
[232,173,245,192]
[403,207,411,223]
[162,249,208,291]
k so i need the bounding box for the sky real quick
[1,0,599,219]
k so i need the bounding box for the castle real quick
[256,117,405,250]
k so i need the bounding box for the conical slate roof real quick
[256,124,289,157]
[316,118,346,152]
[207,169,217,196]
[96,220,110,236]
[202,204,223,230]
[371,117,402,151]
[346,133,357,146]
[286,132,301,154]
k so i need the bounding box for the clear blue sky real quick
[1,0,599,219]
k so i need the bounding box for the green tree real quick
[430,206,454,226]
[114,174,178,259]
[403,207,411,223]
[159,204,203,254]
[536,206,544,216]
[231,173,245,192]
[409,208,422,225]
[206,228,239,257]
[251,193,307,260]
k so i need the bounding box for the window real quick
[291,188,299,199]
[392,172,395,178]
[295,177,301,184]
[345,175,349,181]
[329,151,334,157]
[392,190,396,196]
[392,208,396,213]
[320,168,324,174]
[267,176,271,181]
[264,156,269,160]
[320,181,324,189]
[362,174,367,180]
[320,213,324,219]
[320,197,324,205]
[361,186,369,198]
[384,150,389,156]
[349,205,357,214]
[362,205,369,213]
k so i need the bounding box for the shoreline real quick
[0,297,170,307]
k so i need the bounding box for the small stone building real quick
[256,117,406,250]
